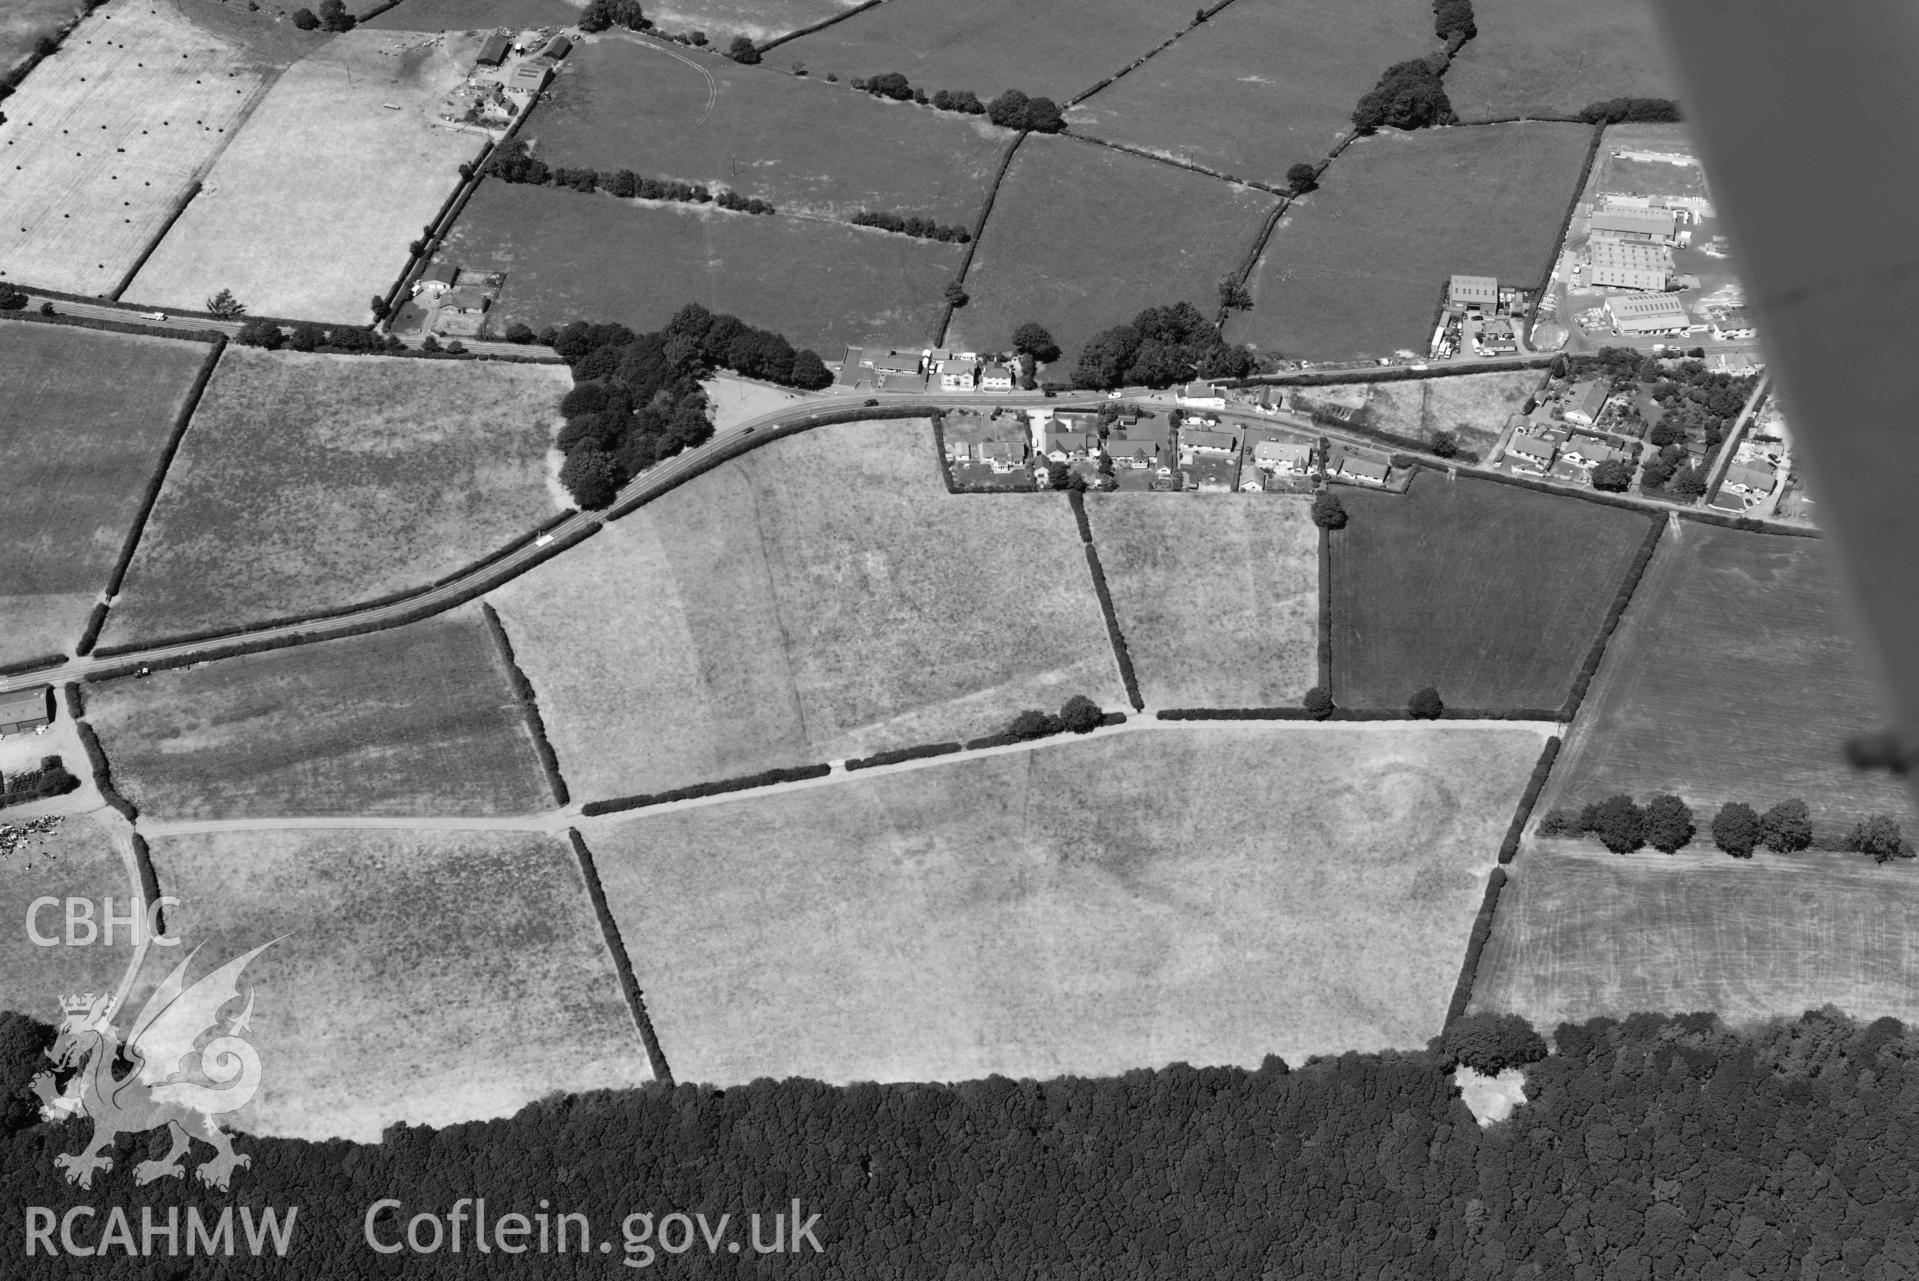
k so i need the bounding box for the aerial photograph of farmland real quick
[3,0,1916,1274]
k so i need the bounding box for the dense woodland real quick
[4,1008,1919,1275]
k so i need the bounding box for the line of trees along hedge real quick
[580,763,834,816]
[483,141,777,213]
[1580,97,1681,124]
[844,741,964,770]
[848,72,1064,133]
[849,209,971,242]
[1499,736,1561,863]
[565,829,674,1085]
[100,336,225,602]
[15,1002,1915,1273]
[551,304,833,509]
[0,653,64,678]
[125,832,165,929]
[479,604,570,807]
[1560,516,1664,720]
[1067,491,1144,711]
[70,718,136,822]
[1442,866,1505,1025]
[1072,300,1259,389]
[73,603,110,657]
[0,309,220,344]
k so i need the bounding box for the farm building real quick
[1562,379,1610,425]
[1589,240,1674,292]
[0,686,51,737]
[1606,293,1692,334]
[541,34,573,59]
[505,57,554,95]
[1588,207,1680,244]
[1448,274,1498,309]
[475,34,510,66]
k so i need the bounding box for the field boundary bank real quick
[1443,866,1506,1026]
[1560,516,1664,722]
[480,603,571,806]
[581,764,834,817]
[1056,129,1287,197]
[1156,707,1561,722]
[565,828,675,1087]
[755,0,889,53]
[1067,489,1144,710]
[934,130,1026,348]
[1064,0,1249,108]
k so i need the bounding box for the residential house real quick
[1107,422,1171,469]
[1562,379,1611,426]
[937,359,976,391]
[1476,317,1517,355]
[1252,439,1314,475]
[1723,459,1777,497]
[1709,306,1756,341]
[1180,428,1238,457]
[1336,456,1389,485]
[980,363,1014,390]
[1505,432,1557,475]
[1560,435,1630,470]
[412,262,459,297]
[0,686,50,736]
[1042,427,1098,462]
[1177,380,1227,410]
[976,440,1026,472]
[439,286,490,315]
[868,349,923,378]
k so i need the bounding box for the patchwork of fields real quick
[1443,0,1680,121]
[947,133,1277,369]
[0,0,269,294]
[129,29,483,320]
[1227,124,1594,361]
[102,348,567,645]
[87,607,550,818]
[1535,525,1915,844]
[1471,842,1919,1031]
[588,724,1547,1085]
[1084,495,1319,708]
[1329,475,1654,710]
[1065,0,1432,184]
[438,179,957,353]
[147,828,651,1141]
[530,34,1011,225]
[493,419,1123,801]
[0,324,207,663]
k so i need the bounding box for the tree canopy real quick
[1408,686,1443,720]
[1070,301,1257,389]
[1012,322,1060,364]
[1644,794,1695,853]
[1710,801,1762,858]
[1582,794,1645,852]
[1352,58,1455,132]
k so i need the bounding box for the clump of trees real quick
[727,36,760,63]
[484,143,777,215]
[0,286,27,310]
[1351,57,1455,132]
[1432,0,1476,42]
[714,189,776,215]
[1590,457,1633,492]
[1435,1012,1546,1076]
[1006,695,1105,741]
[930,88,984,115]
[1848,814,1914,863]
[235,317,402,355]
[1303,687,1334,720]
[1285,162,1319,194]
[579,0,648,33]
[1580,97,1680,124]
[0,756,79,809]
[550,304,833,508]
[1310,490,1347,529]
[987,89,1066,133]
[1012,322,1060,365]
[205,288,245,318]
[1546,793,1904,864]
[1408,686,1443,720]
[849,210,971,243]
[1071,300,1258,389]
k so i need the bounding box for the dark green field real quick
[1329,475,1653,710]
[87,607,551,819]
[1226,124,1593,361]
[0,324,207,663]
[1442,0,1679,121]
[946,134,1277,368]
[1535,525,1915,844]
[440,179,959,354]
[531,36,1011,226]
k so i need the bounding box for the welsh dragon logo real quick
[31,941,277,1191]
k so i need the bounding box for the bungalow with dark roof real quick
[1723,460,1777,497]
[1042,428,1098,462]
[1505,432,1557,475]
[1107,422,1171,468]
[1180,428,1238,455]
[1562,379,1610,425]
[868,349,922,377]
[413,262,459,296]
[0,687,51,737]
[1560,435,1629,469]
[1336,457,1389,485]
[439,286,491,315]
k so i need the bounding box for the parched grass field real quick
[0,815,140,1011]
[128,29,483,320]
[1307,370,1544,459]
[102,348,568,645]
[532,35,1011,226]
[493,418,1123,801]
[0,0,81,74]
[781,0,1194,101]
[1330,474,1653,710]
[1442,0,1679,122]
[1536,525,1915,845]
[0,0,269,295]
[646,0,852,42]
[146,828,651,1141]
[441,178,958,354]
[87,607,551,818]
[365,0,580,30]
[588,723,1548,1085]
[946,134,1277,368]
[1470,842,1919,1031]
[1226,124,1593,361]
[1065,0,1432,185]
[1084,495,1319,708]
[0,324,207,663]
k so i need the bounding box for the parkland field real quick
[0,815,139,1008]
[1443,0,1679,121]
[780,0,1194,101]
[86,608,551,818]
[101,348,567,646]
[1084,495,1319,708]
[530,35,1011,226]
[0,0,270,294]
[146,828,652,1141]
[1329,475,1654,710]
[128,30,483,320]
[0,325,207,663]
[586,724,1548,1085]
[947,134,1277,368]
[1535,525,1915,845]
[439,179,958,353]
[492,419,1123,801]
[1226,124,1594,361]
[1471,841,1919,1031]
[1065,0,1431,185]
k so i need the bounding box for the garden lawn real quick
[85,607,551,819]
[587,723,1548,1084]
[1328,474,1653,710]
[491,418,1122,801]
[1065,0,1433,185]
[1535,525,1916,846]
[146,828,652,1141]
[1443,0,1680,122]
[0,325,208,663]
[530,34,1011,226]
[101,347,568,646]
[437,179,958,354]
[947,133,1277,369]
[1084,494,1319,708]
[1226,124,1594,361]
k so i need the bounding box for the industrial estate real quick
[0,0,1910,1274]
